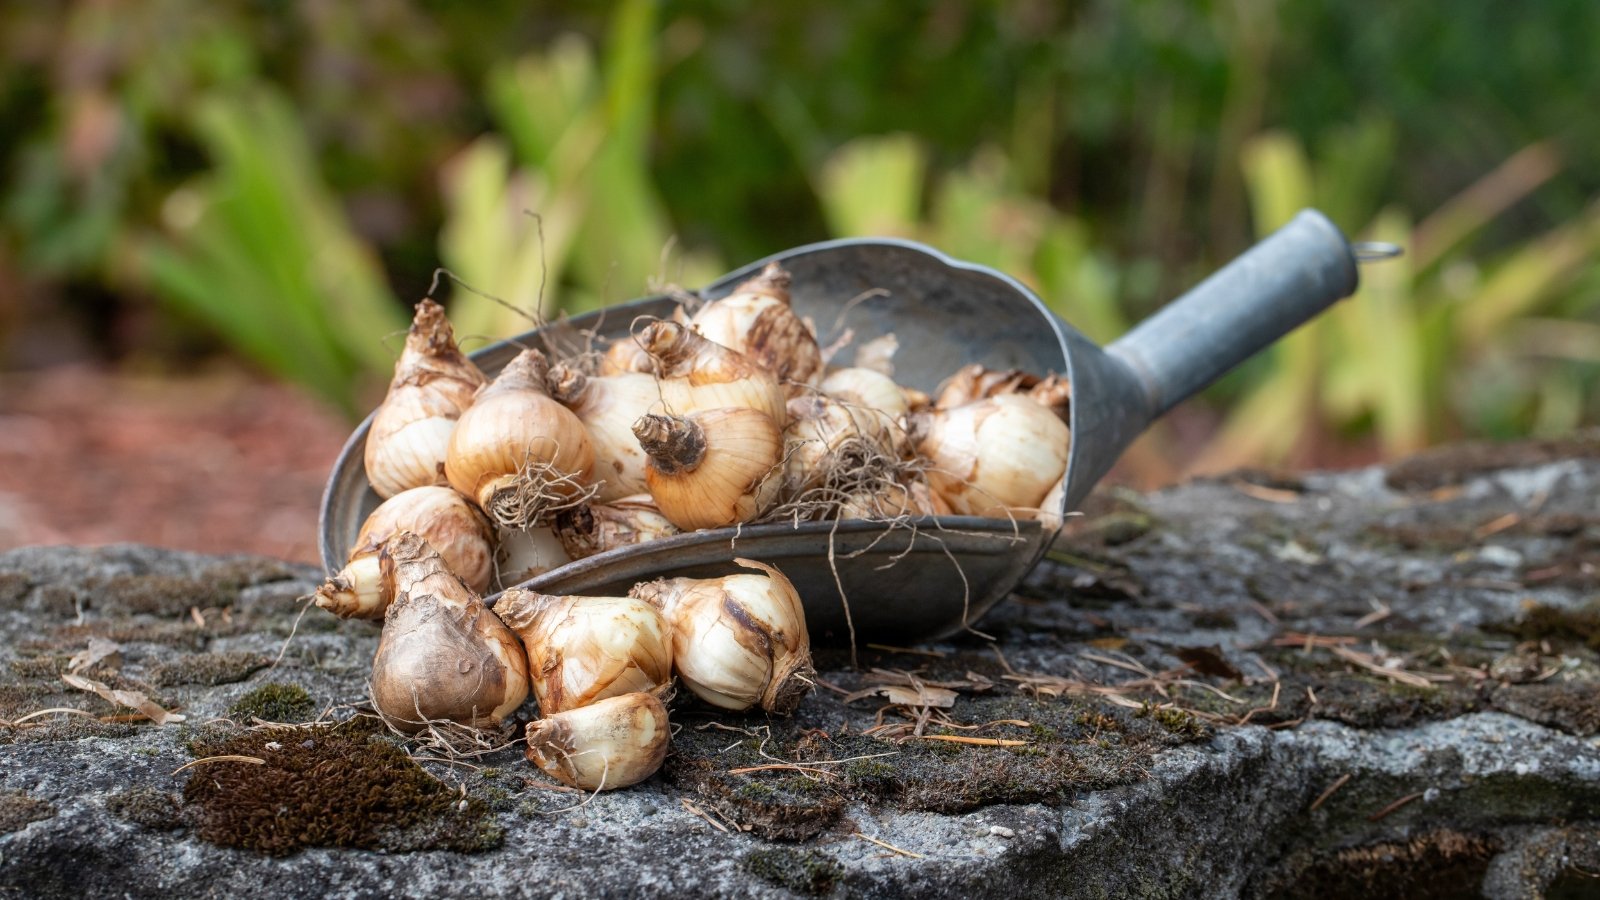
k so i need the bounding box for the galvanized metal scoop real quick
[321,208,1370,645]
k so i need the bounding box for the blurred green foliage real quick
[0,1,1595,466]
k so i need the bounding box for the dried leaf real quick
[844,684,958,709]
[67,637,121,674]
[61,673,185,725]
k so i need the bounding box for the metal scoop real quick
[321,208,1374,645]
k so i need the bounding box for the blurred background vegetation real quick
[2,0,1597,477]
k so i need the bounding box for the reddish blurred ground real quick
[0,367,350,564]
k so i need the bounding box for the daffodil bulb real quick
[369,531,529,731]
[782,394,894,497]
[524,689,671,791]
[640,321,787,426]
[495,525,572,586]
[497,590,672,713]
[445,349,596,529]
[819,367,912,451]
[631,558,813,714]
[633,409,783,531]
[315,486,495,620]
[547,363,661,503]
[915,394,1071,518]
[365,300,486,498]
[689,262,822,396]
[554,495,679,560]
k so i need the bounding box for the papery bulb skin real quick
[689,263,822,396]
[631,558,812,714]
[553,496,679,560]
[1028,374,1072,423]
[498,590,672,713]
[633,409,782,531]
[316,485,495,620]
[548,364,660,503]
[599,336,656,376]
[1037,474,1068,530]
[819,367,912,452]
[524,690,671,790]
[934,364,1037,410]
[445,349,596,529]
[369,532,529,731]
[640,321,787,426]
[365,300,486,499]
[494,525,572,587]
[916,394,1070,518]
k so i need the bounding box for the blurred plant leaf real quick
[138,90,404,415]
[817,134,926,237]
[1456,200,1600,351]
[437,136,581,341]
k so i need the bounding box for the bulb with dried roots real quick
[639,321,788,426]
[369,531,529,731]
[553,496,679,561]
[497,590,672,713]
[688,262,823,396]
[630,558,813,714]
[914,394,1070,518]
[445,349,596,530]
[315,485,495,620]
[365,300,486,499]
[633,408,784,531]
[524,689,672,791]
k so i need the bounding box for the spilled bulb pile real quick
[316,261,1072,790]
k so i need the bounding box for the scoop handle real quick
[1106,209,1358,419]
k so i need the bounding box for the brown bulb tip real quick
[763,658,816,715]
[312,581,344,614]
[406,299,458,355]
[494,588,557,633]
[640,321,697,367]
[632,414,706,474]
[547,363,588,406]
[382,530,431,563]
[491,349,552,395]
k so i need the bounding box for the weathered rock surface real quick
[0,436,1597,898]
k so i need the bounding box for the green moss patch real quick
[743,847,845,895]
[181,718,500,855]
[227,683,316,723]
[0,572,31,608]
[107,787,183,830]
[1491,682,1600,736]
[1490,603,1600,651]
[664,691,1190,840]
[0,791,55,834]
[1263,830,1500,900]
